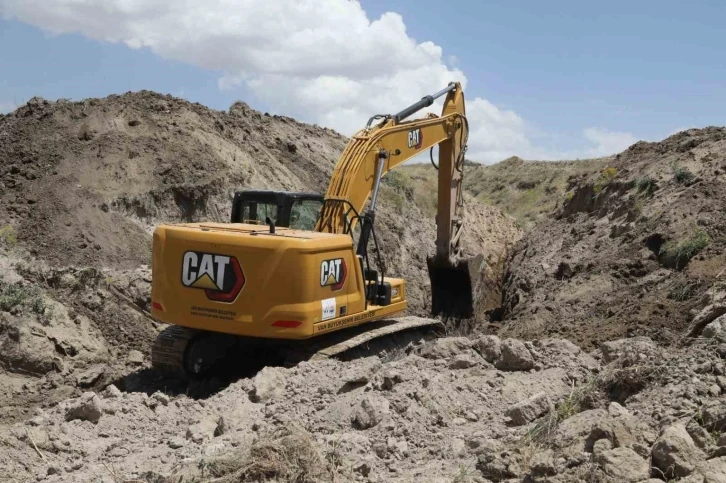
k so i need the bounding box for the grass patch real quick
[452,462,478,483]
[523,378,600,445]
[635,176,657,196]
[671,162,695,184]
[0,277,49,318]
[593,167,618,194]
[668,281,698,301]
[661,228,711,269]
[0,225,17,248]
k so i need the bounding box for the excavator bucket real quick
[427,254,484,319]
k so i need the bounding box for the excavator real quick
[150,82,481,378]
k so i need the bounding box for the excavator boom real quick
[316,82,476,318]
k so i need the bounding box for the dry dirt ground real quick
[0,93,518,426]
[3,92,726,483]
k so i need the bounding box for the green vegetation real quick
[661,228,711,268]
[671,162,695,184]
[0,225,17,248]
[523,377,599,444]
[382,170,411,193]
[635,176,657,196]
[402,156,607,230]
[381,171,412,210]
[668,281,698,301]
[593,166,618,194]
[0,277,49,317]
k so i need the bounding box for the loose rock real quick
[65,392,103,424]
[595,447,650,482]
[127,350,144,365]
[506,392,550,426]
[352,395,390,429]
[249,367,286,403]
[496,339,535,371]
[652,424,705,478]
[474,335,502,363]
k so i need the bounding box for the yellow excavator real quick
[150,82,480,377]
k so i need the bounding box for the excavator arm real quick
[315,82,479,318]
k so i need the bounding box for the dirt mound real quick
[0,92,516,314]
[0,331,598,483]
[6,331,726,482]
[0,92,519,426]
[0,94,344,269]
[499,127,726,348]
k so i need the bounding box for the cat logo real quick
[181,251,245,302]
[408,128,423,149]
[320,258,347,291]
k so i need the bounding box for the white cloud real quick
[0,0,638,163]
[580,128,639,158]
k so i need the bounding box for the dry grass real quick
[401,156,606,230]
[522,377,601,445]
[235,423,351,483]
[661,228,711,269]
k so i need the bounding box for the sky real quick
[0,0,724,164]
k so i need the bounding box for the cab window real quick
[289,199,322,231]
[241,202,278,225]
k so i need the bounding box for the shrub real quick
[0,225,17,248]
[661,228,710,268]
[382,171,410,192]
[0,284,28,311]
[671,163,695,184]
[635,176,657,196]
[593,167,618,194]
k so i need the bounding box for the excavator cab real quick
[230,190,324,230]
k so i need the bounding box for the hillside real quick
[500,128,726,348]
[3,92,726,483]
[0,92,518,426]
[401,156,609,230]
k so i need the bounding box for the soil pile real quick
[6,328,726,483]
[0,92,519,425]
[499,127,726,348]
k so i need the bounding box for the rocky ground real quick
[0,92,518,426]
[5,325,726,482]
[2,91,726,482]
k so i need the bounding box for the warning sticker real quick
[322,297,336,321]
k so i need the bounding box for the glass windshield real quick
[289,199,322,231]
[241,202,278,225]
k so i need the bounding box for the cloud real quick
[0,0,637,163]
[580,128,639,158]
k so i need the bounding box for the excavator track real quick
[151,325,199,376]
[151,317,443,380]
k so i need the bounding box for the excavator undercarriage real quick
[149,82,481,379]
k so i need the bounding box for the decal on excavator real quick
[322,297,336,321]
[320,258,347,291]
[408,128,423,149]
[181,251,245,302]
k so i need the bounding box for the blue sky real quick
[1,0,724,163]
